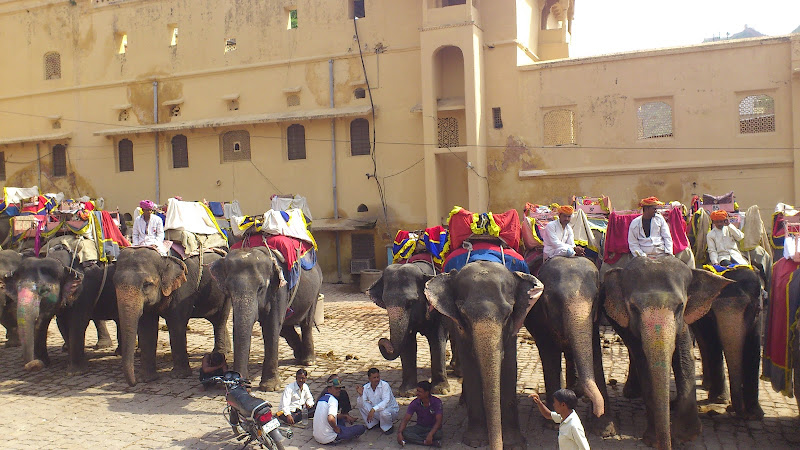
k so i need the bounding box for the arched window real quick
[543,109,576,146]
[118,139,134,172]
[52,144,67,177]
[220,130,251,162]
[171,134,188,168]
[44,52,61,80]
[350,118,370,156]
[637,101,673,139]
[739,94,775,134]
[287,124,306,160]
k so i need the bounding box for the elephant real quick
[368,261,450,396]
[692,266,764,419]
[114,247,231,386]
[603,256,731,449]
[210,246,322,391]
[0,249,22,347]
[524,256,615,436]
[425,261,543,450]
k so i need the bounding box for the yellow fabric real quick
[702,264,754,276]
[392,238,418,263]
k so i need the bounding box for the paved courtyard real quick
[0,282,798,449]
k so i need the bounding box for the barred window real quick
[287,94,300,107]
[287,124,306,160]
[637,102,673,139]
[171,134,188,168]
[350,119,370,156]
[52,144,67,177]
[437,117,459,148]
[118,139,134,172]
[220,130,251,162]
[543,109,575,145]
[44,52,61,80]
[0,152,5,181]
[739,94,775,134]
[492,107,503,129]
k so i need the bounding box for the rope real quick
[92,261,109,308]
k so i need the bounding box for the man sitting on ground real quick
[198,351,227,389]
[313,378,366,444]
[543,205,585,260]
[356,367,400,434]
[707,210,745,266]
[397,381,443,447]
[628,196,672,258]
[278,368,315,425]
[317,374,358,423]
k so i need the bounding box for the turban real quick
[139,200,156,211]
[709,210,728,221]
[639,196,664,207]
[557,205,574,215]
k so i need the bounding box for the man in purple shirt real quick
[396,381,443,447]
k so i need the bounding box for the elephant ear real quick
[425,270,463,329]
[685,269,733,324]
[161,256,188,297]
[602,268,628,328]
[61,266,84,305]
[512,271,543,334]
[367,274,385,309]
[209,258,227,293]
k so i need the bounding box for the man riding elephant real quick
[543,205,585,261]
[628,196,672,258]
[707,210,745,267]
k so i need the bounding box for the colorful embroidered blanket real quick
[702,263,754,276]
[603,208,689,264]
[443,241,529,274]
[771,204,798,251]
[392,226,449,266]
[447,206,520,252]
[231,234,315,289]
[763,257,800,395]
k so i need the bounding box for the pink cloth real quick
[603,212,639,264]
[666,207,689,255]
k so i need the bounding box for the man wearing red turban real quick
[628,196,673,257]
[707,209,744,266]
[543,204,585,260]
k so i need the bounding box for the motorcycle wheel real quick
[257,430,285,450]
[228,409,241,435]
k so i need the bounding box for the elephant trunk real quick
[16,284,39,368]
[473,320,504,450]
[715,304,747,415]
[378,307,410,360]
[565,300,605,417]
[641,308,677,450]
[117,286,144,387]
[232,298,258,377]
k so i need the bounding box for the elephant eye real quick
[674,304,684,315]
[143,281,156,289]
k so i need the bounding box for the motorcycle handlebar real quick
[206,376,252,387]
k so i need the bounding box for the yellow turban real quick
[639,196,664,207]
[557,205,574,215]
[709,210,728,221]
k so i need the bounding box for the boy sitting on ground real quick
[199,351,227,389]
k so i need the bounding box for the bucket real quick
[314,294,324,326]
[359,269,382,292]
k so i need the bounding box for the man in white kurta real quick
[279,369,315,425]
[132,200,166,254]
[356,368,399,433]
[707,210,745,266]
[543,205,585,260]
[628,197,673,257]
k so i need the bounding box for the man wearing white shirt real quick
[543,205,585,260]
[706,210,745,266]
[628,197,673,258]
[313,378,366,444]
[132,199,167,255]
[279,369,315,425]
[356,367,400,434]
[530,389,590,450]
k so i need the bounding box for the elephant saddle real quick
[232,234,316,290]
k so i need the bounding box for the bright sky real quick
[569,0,800,58]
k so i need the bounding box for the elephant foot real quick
[141,371,159,383]
[672,415,702,443]
[432,381,451,395]
[588,414,617,437]
[641,427,657,448]
[745,404,765,420]
[259,377,281,392]
[114,346,122,356]
[170,367,192,379]
[66,362,89,376]
[706,389,729,404]
[94,338,114,350]
[501,427,526,449]
[61,342,69,353]
[4,337,20,348]
[296,356,315,366]
[462,427,489,448]
[622,380,641,399]
[24,359,46,371]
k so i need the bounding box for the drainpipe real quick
[153,81,160,203]
[36,143,41,188]
[330,59,342,283]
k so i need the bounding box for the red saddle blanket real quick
[448,207,521,252]
[231,234,313,268]
[603,208,689,264]
[763,257,800,394]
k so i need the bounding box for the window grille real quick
[543,109,575,145]
[287,124,306,160]
[170,105,181,117]
[118,109,129,122]
[225,38,237,53]
[637,102,673,139]
[52,144,67,177]
[437,117,459,148]
[492,107,503,129]
[228,99,239,111]
[354,88,366,99]
[118,139,134,172]
[52,121,61,129]
[287,95,300,107]
[0,152,5,181]
[350,118,370,156]
[739,94,775,134]
[44,52,61,80]
[220,130,251,162]
[171,135,188,168]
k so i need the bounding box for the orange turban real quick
[709,210,728,221]
[639,196,664,207]
[557,205,574,215]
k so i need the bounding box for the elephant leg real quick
[138,313,160,383]
[742,321,764,418]
[260,320,282,391]
[166,317,192,378]
[588,321,617,437]
[57,313,70,353]
[693,316,727,402]
[398,335,418,396]
[671,325,702,443]
[458,338,488,447]
[536,336,563,409]
[500,337,525,449]
[32,316,54,368]
[630,339,657,447]
[280,325,304,361]
[565,350,581,396]
[616,327,642,399]
[67,313,91,375]
[209,309,232,357]
[429,325,450,394]
[94,320,113,349]
[297,317,315,366]
[1,306,19,347]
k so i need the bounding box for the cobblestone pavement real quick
[1,282,799,449]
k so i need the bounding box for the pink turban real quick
[139,200,156,211]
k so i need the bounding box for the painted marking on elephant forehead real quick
[16,286,37,306]
[386,306,404,320]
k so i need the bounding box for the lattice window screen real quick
[44,52,61,80]
[437,117,459,148]
[287,124,306,160]
[52,144,67,176]
[171,135,188,168]
[118,139,134,172]
[287,95,300,107]
[543,110,576,145]
[739,94,775,134]
[350,119,370,156]
[637,102,673,139]
[220,130,251,162]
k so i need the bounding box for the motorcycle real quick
[209,371,293,449]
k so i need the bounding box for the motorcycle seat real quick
[228,385,271,418]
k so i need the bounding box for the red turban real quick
[557,205,574,215]
[709,210,728,221]
[639,196,664,207]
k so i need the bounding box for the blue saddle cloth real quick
[285,249,317,290]
[443,248,529,274]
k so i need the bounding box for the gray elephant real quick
[0,249,22,347]
[210,247,322,391]
[524,256,615,436]
[603,256,731,449]
[368,261,450,396]
[425,261,543,449]
[692,266,764,419]
[114,247,231,386]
